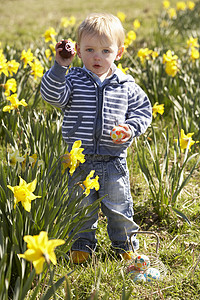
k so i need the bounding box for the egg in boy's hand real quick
[110,126,125,142]
[57,39,75,59]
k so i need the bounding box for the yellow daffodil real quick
[186,37,199,61]
[187,37,199,49]
[175,129,198,152]
[68,16,76,26]
[137,48,158,65]
[124,31,136,49]
[152,102,165,118]
[49,42,56,53]
[7,177,41,212]
[43,27,58,43]
[163,50,179,77]
[176,1,187,11]
[133,19,140,30]
[117,12,126,22]
[165,60,179,77]
[0,50,8,76]
[127,30,136,41]
[60,16,76,27]
[45,49,52,61]
[29,153,39,167]
[21,48,34,68]
[62,140,85,175]
[167,8,177,18]
[22,152,43,171]
[118,63,128,74]
[83,170,100,196]
[163,1,170,9]
[19,231,65,274]
[45,42,57,61]
[60,17,69,27]
[9,150,25,167]
[7,59,20,76]
[3,93,28,113]
[187,1,195,10]
[163,50,178,63]
[3,78,17,97]
[138,48,152,64]
[190,47,199,61]
[152,51,159,59]
[29,59,44,80]
[124,38,132,50]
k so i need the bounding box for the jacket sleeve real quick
[126,82,152,138]
[40,61,72,109]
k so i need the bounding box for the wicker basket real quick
[128,231,168,280]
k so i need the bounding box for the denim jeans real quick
[68,155,139,254]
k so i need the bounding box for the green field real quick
[1,0,178,46]
[0,0,200,299]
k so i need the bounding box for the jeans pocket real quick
[113,157,128,178]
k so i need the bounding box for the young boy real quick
[41,13,152,263]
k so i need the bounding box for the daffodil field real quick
[0,1,200,299]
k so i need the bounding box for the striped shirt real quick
[41,61,152,157]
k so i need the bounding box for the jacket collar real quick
[71,64,134,85]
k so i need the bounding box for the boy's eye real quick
[103,49,110,53]
[86,48,93,52]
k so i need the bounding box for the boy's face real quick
[76,33,124,79]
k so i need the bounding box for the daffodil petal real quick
[22,199,32,212]
[38,231,48,246]
[33,257,46,274]
[24,235,38,249]
[27,178,37,192]
[7,185,14,192]
[48,251,57,265]
[21,249,43,262]
[19,176,27,186]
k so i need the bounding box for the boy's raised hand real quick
[55,40,75,67]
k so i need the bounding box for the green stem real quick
[47,261,56,300]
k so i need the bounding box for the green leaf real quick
[172,207,191,225]
[1,121,17,148]
[40,275,67,300]
[29,277,42,300]
[20,268,36,300]
[172,154,199,204]
[12,277,20,300]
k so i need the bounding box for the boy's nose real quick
[94,53,101,60]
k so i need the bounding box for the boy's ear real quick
[115,46,125,61]
[75,43,81,58]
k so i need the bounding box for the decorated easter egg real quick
[134,254,150,271]
[58,39,75,59]
[132,272,147,282]
[110,126,125,142]
[144,267,160,282]
[127,269,139,277]
[127,264,137,274]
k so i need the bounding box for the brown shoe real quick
[71,250,90,264]
[121,251,138,261]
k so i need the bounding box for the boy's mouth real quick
[93,64,101,68]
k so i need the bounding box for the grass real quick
[43,211,200,299]
[1,0,177,47]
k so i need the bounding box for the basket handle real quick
[130,231,160,254]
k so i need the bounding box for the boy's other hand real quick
[112,124,132,144]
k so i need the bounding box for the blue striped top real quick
[41,61,152,157]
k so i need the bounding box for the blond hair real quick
[77,13,125,47]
